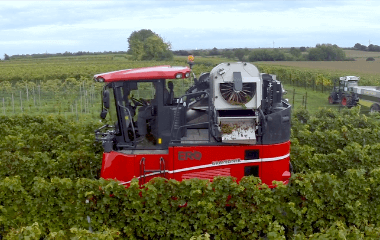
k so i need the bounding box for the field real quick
[344,49,380,60]
[258,50,380,85]
[258,60,380,76]
[2,54,380,238]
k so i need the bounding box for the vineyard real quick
[1,55,380,239]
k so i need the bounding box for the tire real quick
[341,96,347,106]
[328,96,334,104]
[370,103,380,113]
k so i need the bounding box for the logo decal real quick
[178,151,202,160]
[212,159,241,166]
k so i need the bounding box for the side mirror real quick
[100,109,108,119]
[103,90,110,109]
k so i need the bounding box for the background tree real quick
[234,49,245,61]
[248,49,286,61]
[307,44,346,61]
[172,50,189,56]
[142,35,173,60]
[299,47,307,52]
[289,47,302,58]
[127,29,155,54]
[192,50,201,56]
[368,44,380,52]
[128,29,173,60]
[222,49,234,59]
[4,54,10,60]
[209,47,220,56]
[354,43,367,51]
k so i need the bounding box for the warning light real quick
[158,138,162,144]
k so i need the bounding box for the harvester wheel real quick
[370,104,380,113]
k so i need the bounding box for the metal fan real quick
[220,82,256,104]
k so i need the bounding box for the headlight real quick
[175,73,183,79]
[97,77,105,82]
[185,72,190,78]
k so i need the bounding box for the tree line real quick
[2,51,128,60]
[173,44,348,62]
[354,43,380,52]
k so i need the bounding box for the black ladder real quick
[139,157,166,185]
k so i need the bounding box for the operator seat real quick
[167,81,174,105]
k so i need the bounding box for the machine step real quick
[139,157,166,185]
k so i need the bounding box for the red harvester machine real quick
[94,58,291,187]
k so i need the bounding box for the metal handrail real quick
[139,157,166,185]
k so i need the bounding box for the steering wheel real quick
[131,97,148,107]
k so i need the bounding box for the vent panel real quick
[220,82,256,104]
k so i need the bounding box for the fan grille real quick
[220,82,256,104]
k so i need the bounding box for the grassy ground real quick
[283,83,370,114]
[344,49,380,60]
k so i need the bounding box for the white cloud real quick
[1,0,380,55]
[0,39,78,46]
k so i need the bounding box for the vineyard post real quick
[85,90,88,114]
[76,102,78,121]
[293,89,295,108]
[305,92,307,109]
[302,95,304,107]
[38,85,41,108]
[26,84,29,102]
[322,81,324,93]
[33,86,36,107]
[2,97,5,115]
[80,85,83,114]
[83,81,86,113]
[84,82,86,113]
[91,86,94,111]
[12,93,14,113]
[20,91,23,112]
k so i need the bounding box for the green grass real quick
[283,83,370,114]
[344,50,380,60]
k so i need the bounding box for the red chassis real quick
[101,141,291,187]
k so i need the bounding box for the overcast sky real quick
[1,0,379,57]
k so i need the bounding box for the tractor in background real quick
[328,76,360,107]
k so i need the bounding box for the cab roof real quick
[94,65,191,83]
[340,76,360,81]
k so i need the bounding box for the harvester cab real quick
[94,59,291,186]
[329,76,360,107]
